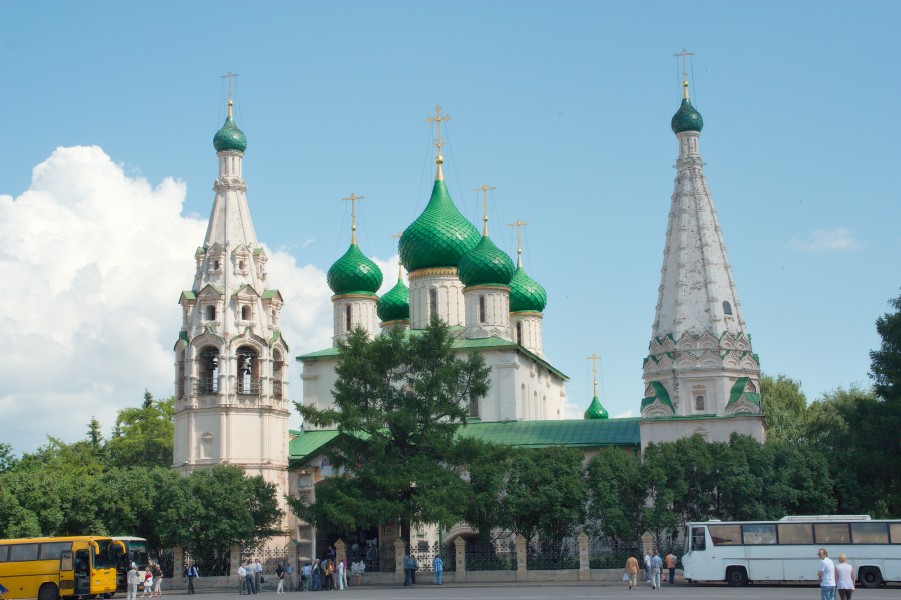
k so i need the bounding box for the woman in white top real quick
[835,553,855,600]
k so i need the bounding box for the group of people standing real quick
[239,557,300,594]
[818,548,856,600]
[126,562,165,600]
[625,548,678,590]
[403,550,444,586]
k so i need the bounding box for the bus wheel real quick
[726,566,749,587]
[38,583,60,600]
[858,567,882,588]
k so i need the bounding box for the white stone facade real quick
[408,269,466,328]
[331,294,379,345]
[463,285,512,340]
[173,143,291,518]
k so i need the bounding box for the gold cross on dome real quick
[673,49,694,80]
[426,105,452,154]
[508,219,530,264]
[221,70,240,116]
[587,352,601,395]
[341,193,364,244]
[473,183,496,235]
[390,231,404,277]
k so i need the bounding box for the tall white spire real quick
[641,65,762,432]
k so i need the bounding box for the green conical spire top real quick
[584,395,609,420]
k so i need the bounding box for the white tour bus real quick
[682,515,901,587]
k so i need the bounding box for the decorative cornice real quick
[408,267,458,281]
[462,284,510,293]
[330,293,378,301]
[214,178,247,193]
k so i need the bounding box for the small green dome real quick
[213,115,248,153]
[584,395,609,420]
[377,277,410,322]
[509,265,547,313]
[327,243,383,295]
[671,98,703,134]
[399,180,480,272]
[458,235,515,287]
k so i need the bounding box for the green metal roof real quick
[327,243,383,296]
[376,277,410,322]
[458,235,514,287]
[213,114,247,153]
[399,179,480,271]
[584,395,609,420]
[288,419,640,463]
[640,380,675,413]
[726,377,761,409]
[181,290,197,301]
[671,97,703,134]
[509,265,547,313]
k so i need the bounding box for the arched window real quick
[345,305,352,331]
[200,432,214,459]
[177,350,185,399]
[205,305,216,321]
[723,301,733,315]
[468,393,480,419]
[692,384,707,412]
[272,350,284,400]
[237,346,260,395]
[478,295,487,324]
[515,321,523,345]
[241,305,251,320]
[197,347,219,395]
[429,289,438,320]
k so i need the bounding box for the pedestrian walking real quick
[127,564,141,600]
[276,564,285,594]
[625,554,639,590]
[644,552,651,582]
[153,563,164,597]
[402,551,412,586]
[185,561,199,595]
[432,554,443,586]
[817,548,836,600]
[140,569,153,597]
[651,548,663,589]
[254,559,262,593]
[665,551,677,585]
[835,553,854,600]
[301,562,312,592]
[284,561,295,592]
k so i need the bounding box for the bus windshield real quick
[93,539,117,569]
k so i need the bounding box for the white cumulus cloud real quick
[0,146,338,455]
[788,228,862,253]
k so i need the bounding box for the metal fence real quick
[526,536,579,570]
[238,546,290,575]
[345,542,395,573]
[466,538,516,571]
[407,541,456,573]
[183,547,231,577]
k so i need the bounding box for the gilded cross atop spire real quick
[390,230,404,279]
[587,352,601,397]
[221,70,240,117]
[341,193,364,244]
[508,219,529,267]
[673,48,694,100]
[426,105,451,180]
[473,183,496,236]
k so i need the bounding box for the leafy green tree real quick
[106,391,174,469]
[504,446,587,543]
[454,438,516,541]
[0,442,18,473]
[156,465,282,560]
[761,373,809,445]
[292,320,490,543]
[869,290,901,513]
[585,448,645,543]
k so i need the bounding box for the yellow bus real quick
[0,536,122,600]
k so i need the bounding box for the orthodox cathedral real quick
[171,71,764,553]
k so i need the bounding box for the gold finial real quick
[390,231,404,279]
[341,193,364,244]
[221,70,240,117]
[473,183,496,236]
[673,48,694,100]
[426,105,452,181]
[507,219,529,267]
[587,352,601,397]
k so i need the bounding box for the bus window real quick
[10,544,39,561]
[40,542,72,560]
[891,523,901,543]
[691,527,706,551]
[778,523,813,544]
[0,546,7,562]
[709,525,741,545]
[742,524,777,544]
[815,523,850,544]
[851,522,888,544]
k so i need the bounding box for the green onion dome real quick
[213,114,248,153]
[376,277,410,322]
[671,98,703,134]
[399,180,480,272]
[326,243,383,295]
[509,265,547,313]
[584,395,609,420]
[458,235,515,287]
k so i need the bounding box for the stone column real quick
[334,539,346,564]
[515,534,528,582]
[577,532,590,581]
[641,532,654,558]
[393,538,406,585]
[230,544,241,578]
[454,537,466,583]
[287,543,298,591]
[173,546,184,590]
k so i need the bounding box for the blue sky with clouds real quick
[1,1,899,455]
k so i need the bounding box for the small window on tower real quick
[238,260,245,270]
[479,295,487,324]
[345,305,352,331]
[692,385,707,412]
[213,260,220,271]
[516,322,523,345]
[429,289,438,319]
[241,305,251,320]
[205,305,216,321]
[723,301,733,315]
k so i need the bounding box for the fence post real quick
[287,543,298,590]
[230,545,241,579]
[641,532,654,559]
[334,539,346,565]
[515,535,528,582]
[393,538,406,585]
[577,532,590,581]
[453,537,466,583]
[173,546,184,590]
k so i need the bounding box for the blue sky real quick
[1,1,899,455]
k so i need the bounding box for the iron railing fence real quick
[526,536,579,570]
[466,538,517,571]
[153,550,174,579]
[194,378,219,395]
[407,541,456,573]
[345,542,395,573]
[237,378,263,395]
[238,546,290,575]
[183,547,231,576]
